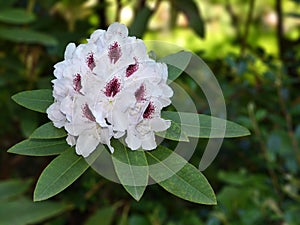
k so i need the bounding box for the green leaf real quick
[172,0,205,38]
[112,140,148,201]
[33,146,103,201]
[117,205,129,225]
[159,51,192,83]
[8,139,69,156]
[129,7,153,38]
[0,179,32,201]
[128,214,150,225]
[30,122,67,139]
[146,146,216,204]
[0,198,69,225]
[12,89,53,113]
[162,111,250,138]
[0,8,35,24]
[0,28,58,46]
[85,206,115,225]
[20,110,39,137]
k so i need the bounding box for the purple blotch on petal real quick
[126,58,139,77]
[143,102,155,119]
[82,103,96,122]
[73,74,82,92]
[104,77,121,97]
[135,84,145,102]
[108,42,121,64]
[87,53,96,70]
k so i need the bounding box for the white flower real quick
[126,104,171,150]
[125,82,172,150]
[64,95,114,156]
[47,22,173,157]
[46,102,66,128]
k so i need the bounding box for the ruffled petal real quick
[89,29,105,43]
[98,127,114,153]
[112,108,128,131]
[60,96,74,121]
[141,132,156,150]
[125,129,142,150]
[66,134,76,146]
[46,103,66,128]
[150,117,171,132]
[76,132,100,157]
[64,43,76,59]
[106,22,128,40]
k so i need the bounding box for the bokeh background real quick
[1,0,300,224]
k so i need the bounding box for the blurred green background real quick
[1,0,300,224]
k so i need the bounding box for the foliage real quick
[0,179,69,225]
[1,0,300,225]
[8,52,248,204]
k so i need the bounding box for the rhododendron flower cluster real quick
[47,22,173,157]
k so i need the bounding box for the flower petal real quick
[106,22,128,40]
[125,129,142,150]
[98,127,114,153]
[64,43,76,59]
[150,117,171,132]
[66,134,76,146]
[46,103,66,128]
[76,132,100,157]
[141,132,156,150]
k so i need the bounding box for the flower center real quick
[126,58,138,77]
[86,53,96,70]
[143,102,155,119]
[82,103,96,122]
[104,77,121,97]
[108,42,121,64]
[135,84,145,102]
[73,74,82,93]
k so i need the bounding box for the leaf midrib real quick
[123,144,138,196]
[24,140,66,149]
[168,118,249,136]
[35,156,86,200]
[147,152,212,202]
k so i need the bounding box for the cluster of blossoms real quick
[47,23,173,157]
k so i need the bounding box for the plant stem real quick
[115,0,122,22]
[225,0,242,41]
[240,0,255,56]
[97,0,108,29]
[27,0,36,13]
[275,0,284,60]
[248,103,283,205]
[275,72,300,165]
